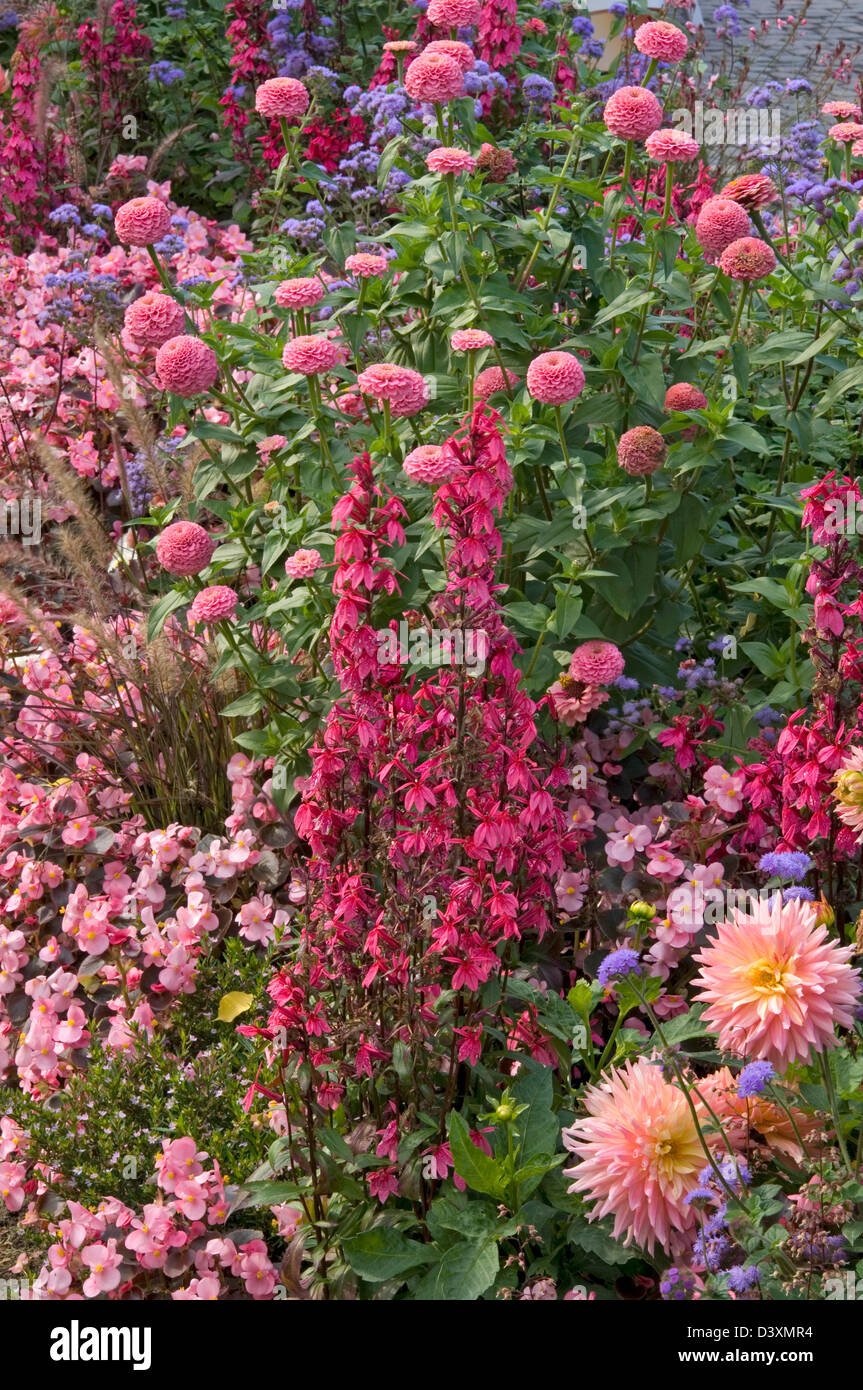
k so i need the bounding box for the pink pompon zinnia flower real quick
[188,585,237,624]
[285,548,323,579]
[602,86,663,141]
[451,328,493,351]
[426,0,481,28]
[282,335,342,374]
[356,362,430,416]
[275,277,324,309]
[423,39,475,71]
[569,640,625,685]
[426,146,477,175]
[717,173,777,209]
[383,39,417,54]
[257,434,288,455]
[124,292,185,347]
[526,351,585,405]
[255,78,310,121]
[693,897,861,1071]
[114,196,172,247]
[155,521,214,576]
[345,252,389,278]
[548,679,608,725]
[719,236,776,281]
[475,365,519,399]
[833,746,863,840]
[155,335,219,396]
[828,121,863,143]
[404,51,465,104]
[695,196,751,255]
[562,1057,705,1257]
[645,128,699,163]
[665,382,707,412]
[633,19,688,61]
[477,143,517,181]
[617,425,667,476]
[402,444,462,485]
[823,100,862,120]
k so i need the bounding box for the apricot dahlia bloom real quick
[693,898,860,1071]
[563,1057,705,1256]
[694,1067,818,1165]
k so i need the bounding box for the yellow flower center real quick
[746,957,787,995]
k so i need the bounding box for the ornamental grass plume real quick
[695,196,751,255]
[693,896,860,1070]
[602,86,663,141]
[563,1057,706,1256]
[124,292,185,348]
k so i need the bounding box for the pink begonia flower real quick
[605,817,652,866]
[644,846,685,881]
[0,1161,27,1211]
[703,763,745,813]
[237,897,275,945]
[156,1136,206,1193]
[173,1179,208,1222]
[80,1239,123,1296]
[173,1276,221,1300]
[555,870,588,912]
[238,1239,278,1297]
[271,1204,304,1239]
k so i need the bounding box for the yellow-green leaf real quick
[218,991,254,1023]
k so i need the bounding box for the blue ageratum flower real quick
[149,61,186,86]
[737,1060,775,1097]
[48,204,82,226]
[758,851,813,881]
[522,74,556,107]
[727,1265,760,1292]
[597,948,641,987]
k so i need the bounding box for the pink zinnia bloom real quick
[695,196,751,255]
[282,335,342,374]
[563,1058,705,1256]
[633,19,688,61]
[426,0,480,27]
[155,521,214,576]
[451,328,493,351]
[569,640,625,685]
[526,350,585,405]
[188,585,237,624]
[719,236,776,281]
[257,434,288,455]
[423,39,475,71]
[155,335,219,396]
[665,382,707,411]
[475,365,519,399]
[404,51,465,104]
[345,252,389,278]
[828,121,863,143]
[114,196,172,247]
[693,898,861,1071]
[644,128,699,163]
[285,548,323,579]
[124,292,185,347]
[617,426,667,476]
[403,444,462,486]
[275,277,324,308]
[717,174,777,210]
[426,146,477,175]
[823,100,862,120]
[383,39,417,54]
[602,86,663,141]
[255,77,310,121]
[548,680,608,725]
[356,362,430,416]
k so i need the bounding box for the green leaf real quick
[411,1237,499,1300]
[815,361,863,415]
[448,1110,504,1198]
[147,589,187,642]
[342,1228,436,1283]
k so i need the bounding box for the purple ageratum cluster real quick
[268,7,336,78]
[713,4,746,40]
[660,1267,697,1300]
[522,74,556,108]
[758,851,813,881]
[149,61,185,86]
[736,1060,775,1097]
[596,948,641,987]
[726,1265,760,1293]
